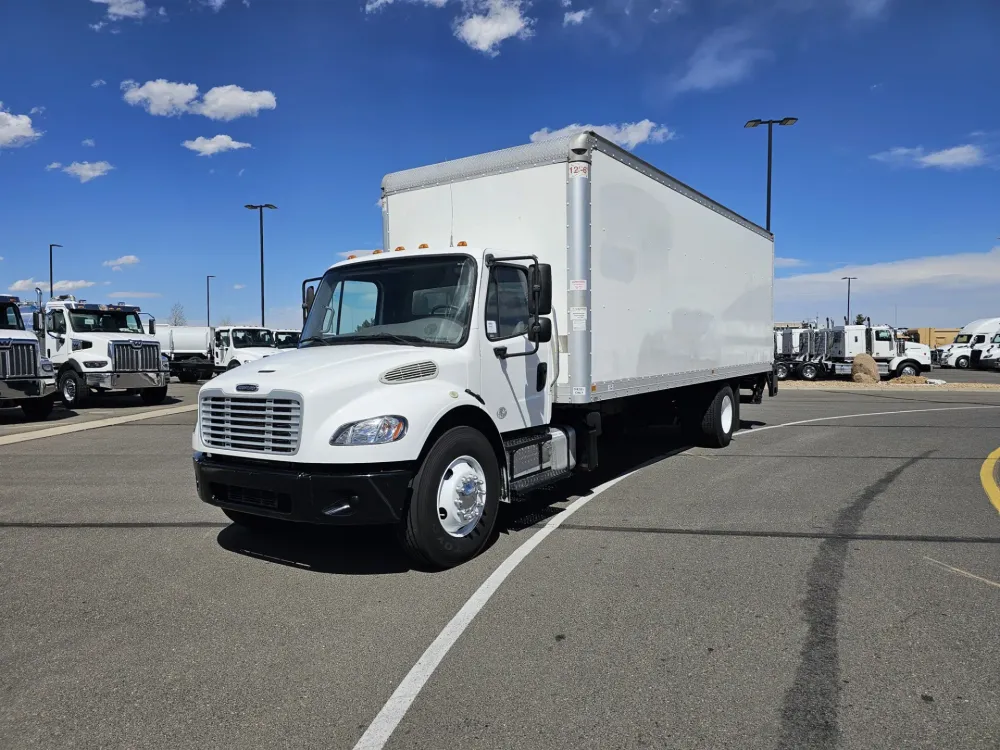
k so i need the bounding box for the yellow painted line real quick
[980,446,1000,515]
[0,404,197,447]
[924,556,1000,590]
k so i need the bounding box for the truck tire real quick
[178,370,199,383]
[140,386,168,406]
[399,426,500,569]
[955,355,970,369]
[21,396,55,421]
[698,385,737,449]
[775,362,789,381]
[59,370,89,409]
[222,508,290,532]
[896,361,920,377]
[227,360,241,370]
[799,362,820,381]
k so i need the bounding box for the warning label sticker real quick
[569,279,587,291]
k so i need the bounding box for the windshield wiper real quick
[337,332,429,347]
[299,335,333,347]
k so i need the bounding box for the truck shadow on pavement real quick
[215,419,766,576]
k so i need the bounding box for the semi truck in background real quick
[934,318,1000,368]
[978,332,1000,370]
[191,132,777,568]
[212,325,279,371]
[154,324,215,383]
[0,291,58,420]
[781,321,930,380]
[273,328,301,349]
[36,295,169,409]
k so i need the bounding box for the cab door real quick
[214,330,230,367]
[46,310,70,361]
[478,263,550,431]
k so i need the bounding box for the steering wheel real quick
[430,305,461,317]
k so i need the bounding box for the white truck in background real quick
[37,295,169,409]
[212,325,279,371]
[273,328,301,350]
[154,324,215,382]
[934,318,1000,369]
[800,322,931,379]
[192,132,778,569]
[976,332,1000,370]
[0,291,58,420]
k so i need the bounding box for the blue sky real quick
[1,0,998,328]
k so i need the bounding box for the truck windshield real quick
[301,255,476,348]
[954,334,972,344]
[232,329,275,348]
[275,331,300,348]
[1,303,24,330]
[992,334,1000,344]
[68,309,144,333]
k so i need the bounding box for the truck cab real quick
[935,318,1000,369]
[41,295,169,408]
[977,332,1000,370]
[273,329,300,349]
[213,325,279,371]
[0,292,58,420]
[826,324,931,378]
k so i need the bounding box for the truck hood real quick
[231,347,278,361]
[204,344,464,398]
[0,330,39,343]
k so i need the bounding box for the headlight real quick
[161,354,170,371]
[40,357,55,374]
[83,360,108,369]
[331,416,408,446]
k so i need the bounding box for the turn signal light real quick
[457,241,467,247]
[418,243,429,249]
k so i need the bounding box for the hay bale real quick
[852,372,878,384]
[852,353,880,382]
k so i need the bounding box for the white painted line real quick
[924,556,1000,590]
[0,404,197,446]
[353,402,1000,750]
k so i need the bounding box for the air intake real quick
[380,361,438,384]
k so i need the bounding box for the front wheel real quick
[140,386,168,406]
[692,384,737,449]
[897,361,920,377]
[399,427,500,569]
[955,356,970,369]
[59,370,89,409]
[21,396,55,421]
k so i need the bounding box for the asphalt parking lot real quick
[2,386,999,749]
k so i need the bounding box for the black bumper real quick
[193,452,413,526]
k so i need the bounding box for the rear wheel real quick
[399,426,500,569]
[21,396,55,421]
[775,362,789,381]
[178,370,199,383]
[684,385,737,448]
[59,370,89,409]
[140,386,168,405]
[799,362,820,381]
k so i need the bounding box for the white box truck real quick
[0,291,58,420]
[212,325,279,372]
[192,132,777,568]
[935,318,1000,368]
[154,324,215,382]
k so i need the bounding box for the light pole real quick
[48,243,63,299]
[245,203,277,326]
[206,275,216,327]
[744,117,798,232]
[842,276,858,323]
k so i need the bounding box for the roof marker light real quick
[394,246,405,252]
[457,241,467,247]
[418,243,429,249]
[347,254,357,259]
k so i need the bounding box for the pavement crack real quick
[776,450,932,750]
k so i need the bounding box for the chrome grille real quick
[200,394,302,455]
[0,341,38,379]
[111,341,160,372]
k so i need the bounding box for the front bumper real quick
[0,377,57,401]
[193,452,414,526]
[85,371,168,390]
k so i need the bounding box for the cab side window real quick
[485,265,530,341]
[48,311,66,334]
[875,330,893,342]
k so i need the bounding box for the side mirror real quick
[32,311,42,331]
[148,318,156,335]
[528,263,552,316]
[304,285,316,320]
[528,317,552,344]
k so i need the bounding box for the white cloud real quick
[182,134,252,156]
[774,257,805,268]
[62,161,115,183]
[455,0,534,56]
[238,168,245,177]
[120,79,277,120]
[30,106,45,115]
[846,0,890,18]
[45,162,62,171]
[82,138,96,147]
[234,283,246,290]
[870,144,987,170]
[563,8,591,25]
[0,257,4,261]
[0,103,42,149]
[102,255,140,272]
[109,291,162,298]
[92,79,107,88]
[91,0,148,20]
[90,22,106,31]
[9,278,98,293]
[672,26,772,93]
[365,0,448,11]
[205,0,226,8]
[530,119,675,149]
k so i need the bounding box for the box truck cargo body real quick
[192,132,777,568]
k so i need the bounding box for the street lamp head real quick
[244,204,258,210]
[779,117,798,127]
[263,203,277,210]
[51,243,63,249]
[841,276,858,281]
[744,119,762,129]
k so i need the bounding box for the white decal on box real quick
[572,319,587,331]
[572,386,586,396]
[486,320,497,335]
[568,163,590,179]
[569,306,587,322]
[569,279,587,291]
